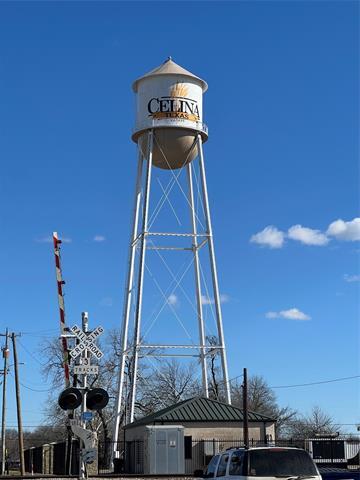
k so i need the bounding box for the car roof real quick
[220,447,304,453]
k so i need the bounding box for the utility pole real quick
[1,329,9,475]
[11,333,25,475]
[243,367,249,449]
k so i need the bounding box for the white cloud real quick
[280,308,311,320]
[250,226,285,249]
[201,294,230,305]
[287,224,329,246]
[35,236,53,243]
[201,295,213,305]
[35,235,72,243]
[220,294,230,303]
[266,308,311,321]
[99,297,113,307]
[327,218,360,241]
[167,294,178,306]
[93,235,106,242]
[344,274,360,283]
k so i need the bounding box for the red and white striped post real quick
[53,232,70,388]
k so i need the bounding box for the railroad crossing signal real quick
[73,358,99,375]
[58,387,83,410]
[69,324,104,360]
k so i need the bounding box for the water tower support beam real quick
[197,134,232,404]
[129,130,154,422]
[187,162,209,397]
[112,149,144,449]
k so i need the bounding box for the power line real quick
[270,375,360,389]
[7,373,53,393]
[214,373,360,390]
[19,382,53,393]
[17,339,46,367]
[21,329,58,335]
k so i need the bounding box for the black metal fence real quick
[24,439,80,475]
[20,436,360,476]
[100,437,360,475]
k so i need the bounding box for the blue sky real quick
[0,1,359,432]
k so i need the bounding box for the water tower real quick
[112,58,231,444]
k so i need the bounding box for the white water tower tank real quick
[132,57,208,169]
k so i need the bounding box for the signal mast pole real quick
[80,312,89,480]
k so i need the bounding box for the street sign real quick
[70,342,103,360]
[69,324,104,360]
[81,411,93,422]
[71,324,104,343]
[74,365,99,375]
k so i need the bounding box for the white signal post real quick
[80,312,89,480]
[67,313,104,479]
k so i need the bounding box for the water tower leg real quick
[112,149,144,456]
[187,162,209,397]
[197,134,232,405]
[129,130,154,422]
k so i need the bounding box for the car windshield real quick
[248,449,318,477]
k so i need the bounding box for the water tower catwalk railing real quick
[133,119,208,138]
[112,59,232,461]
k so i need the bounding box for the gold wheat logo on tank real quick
[170,83,189,98]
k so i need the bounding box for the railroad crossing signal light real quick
[58,387,82,410]
[86,388,109,411]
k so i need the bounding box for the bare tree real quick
[41,337,69,389]
[140,359,200,411]
[206,335,225,401]
[41,332,309,443]
[40,332,118,441]
[39,330,199,437]
[231,375,297,436]
[284,406,340,439]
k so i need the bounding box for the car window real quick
[205,455,220,478]
[229,450,245,476]
[248,449,318,477]
[216,454,229,477]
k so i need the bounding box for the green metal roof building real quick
[125,396,275,428]
[121,397,276,475]
[124,396,276,444]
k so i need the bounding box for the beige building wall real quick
[124,421,276,442]
[182,421,275,440]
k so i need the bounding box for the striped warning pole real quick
[53,232,70,388]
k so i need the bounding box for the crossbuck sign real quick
[69,324,104,360]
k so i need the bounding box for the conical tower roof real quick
[132,57,208,93]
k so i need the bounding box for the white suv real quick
[202,447,322,480]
